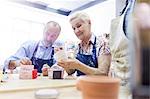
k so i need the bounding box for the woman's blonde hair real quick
[69,12,90,22]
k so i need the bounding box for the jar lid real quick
[35,89,59,99]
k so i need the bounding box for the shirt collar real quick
[89,34,96,45]
[39,40,53,48]
[78,34,96,46]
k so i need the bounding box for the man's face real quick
[70,18,91,41]
[43,25,60,44]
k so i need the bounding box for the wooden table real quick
[0,74,132,99]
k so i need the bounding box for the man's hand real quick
[8,58,32,70]
[20,58,32,65]
[8,61,17,70]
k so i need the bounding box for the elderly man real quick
[4,21,61,73]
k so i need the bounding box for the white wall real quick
[82,0,116,36]
[116,0,126,16]
[0,0,115,66]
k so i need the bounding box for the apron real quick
[109,13,130,86]
[109,0,135,87]
[76,37,98,76]
[31,42,55,73]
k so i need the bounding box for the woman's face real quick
[70,18,91,41]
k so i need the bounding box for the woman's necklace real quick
[81,41,90,53]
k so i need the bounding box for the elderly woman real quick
[58,12,111,76]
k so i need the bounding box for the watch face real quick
[53,71,62,79]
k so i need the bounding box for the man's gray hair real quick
[44,21,61,32]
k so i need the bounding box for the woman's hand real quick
[57,59,81,70]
